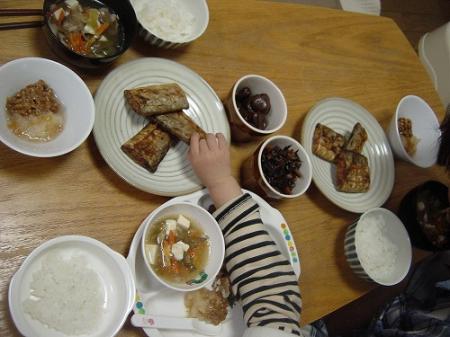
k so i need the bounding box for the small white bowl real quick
[0,57,95,157]
[225,74,288,142]
[387,95,441,168]
[241,135,312,199]
[141,202,225,292]
[8,235,135,337]
[344,208,412,286]
[131,0,209,48]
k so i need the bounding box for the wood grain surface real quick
[0,1,447,336]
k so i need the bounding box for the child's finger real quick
[199,137,209,153]
[189,133,200,156]
[206,133,218,150]
[216,133,227,149]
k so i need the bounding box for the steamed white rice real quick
[134,0,196,42]
[356,214,400,281]
[23,251,105,335]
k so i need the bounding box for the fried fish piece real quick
[335,150,370,193]
[121,123,171,173]
[345,122,368,153]
[153,111,206,144]
[312,123,346,162]
[124,83,189,116]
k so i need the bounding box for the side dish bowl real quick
[344,208,412,286]
[241,135,312,200]
[225,74,287,142]
[141,202,225,292]
[0,57,95,157]
[387,95,441,168]
[43,0,137,68]
[131,0,209,48]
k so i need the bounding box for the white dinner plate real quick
[301,97,395,213]
[127,189,301,337]
[93,58,230,196]
[8,236,135,337]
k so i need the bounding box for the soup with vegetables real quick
[145,215,209,284]
[47,0,124,58]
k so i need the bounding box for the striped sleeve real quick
[214,193,303,337]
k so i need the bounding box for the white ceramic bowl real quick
[387,95,441,168]
[131,0,209,48]
[344,208,412,286]
[225,74,288,142]
[241,135,312,199]
[8,235,135,337]
[141,202,225,291]
[0,57,95,157]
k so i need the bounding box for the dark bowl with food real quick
[43,0,137,69]
[398,180,450,251]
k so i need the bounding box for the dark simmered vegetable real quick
[261,145,302,195]
[235,87,271,130]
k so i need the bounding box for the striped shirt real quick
[214,193,303,337]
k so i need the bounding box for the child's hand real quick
[188,133,241,207]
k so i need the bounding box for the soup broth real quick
[145,215,209,284]
[47,0,124,58]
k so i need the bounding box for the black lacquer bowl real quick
[398,180,450,251]
[42,0,137,69]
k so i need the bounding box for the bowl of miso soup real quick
[141,202,225,292]
[43,0,137,69]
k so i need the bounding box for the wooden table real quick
[0,1,447,336]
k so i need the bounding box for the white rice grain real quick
[23,251,105,335]
[356,214,400,281]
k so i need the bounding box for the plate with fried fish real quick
[94,58,230,196]
[301,97,394,213]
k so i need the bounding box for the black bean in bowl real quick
[261,145,302,195]
[235,87,271,130]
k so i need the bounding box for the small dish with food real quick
[344,208,412,286]
[0,57,95,157]
[387,95,441,168]
[241,135,312,199]
[43,0,137,68]
[141,202,225,291]
[130,0,209,48]
[225,74,287,142]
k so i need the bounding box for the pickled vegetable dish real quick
[145,215,209,284]
[47,0,123,58]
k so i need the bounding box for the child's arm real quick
[189,133,302,337]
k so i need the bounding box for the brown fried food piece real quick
[398,117,420,156]
[335,150,370,193]
[345,122,368,153]
[152,111,206,144]
[184,288,229,326]
[124,83,189,116]
[312,123,346,162]
[121,123,171,173]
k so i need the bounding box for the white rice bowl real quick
[9,236,135,337]
[354,208,412,285]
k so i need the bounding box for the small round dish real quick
[130,0,209,48]
[387,95,441,168]
[225,74,287,142]
[141,202,225,292]
[241,135,312,200]
[42,0,138,69]
[0,57,95,157]
[9,235,135,337]
[344,208,412,286]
